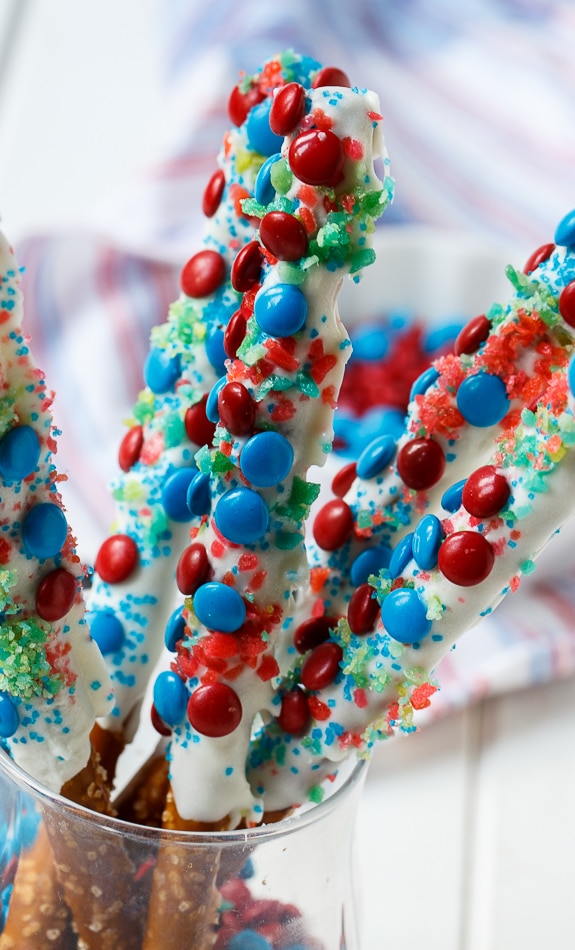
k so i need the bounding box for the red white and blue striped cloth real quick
[14,0,575,720]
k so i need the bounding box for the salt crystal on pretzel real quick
[247,216,575,811]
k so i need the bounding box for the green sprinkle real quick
[520,559,537,575]
[211,451,235,474]
[274,531,302,550]
[289,477,321,507]
[295,370,320,398]
[270,160,293,196]
[0,619,62,700]
[308,785,325,804]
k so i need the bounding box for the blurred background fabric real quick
[3,0,575,722]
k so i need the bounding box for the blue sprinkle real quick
[441,478,466,512]
[240,431,293,487]
[356,433,396,479]
[87,611,125,655]
[381,588,431,643]
[554,208,575,246]
[388,532,414,578]
[254,283,308,337]
[412,514,444,570]
[206,375,227,423]
[153,671,188,726]
[0,692,19,738]
[0,425,41,482]
[21,503,67,560]
[161,467,198,522]
[246,99,283,156]
[143,348,181,394]
[456,373,509,427]
[350,544,392,587]
[187,471,212,516]
[254,152,281,205]
[214,487,269,544]
[410,366,439,402]
[165,606,186,651]
[193,581,246,632]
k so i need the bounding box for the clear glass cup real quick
[0,748,367,950]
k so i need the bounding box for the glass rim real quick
[0,746,368,846]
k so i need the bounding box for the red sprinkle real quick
[259,211,308,261]
[118,425,144,472]
[438,531,495,586]
[176,543,211,595]
[187,682,242,737]
[312,498,354,551]
[231,241,263,292]
[202,168,226,218]
[301,641,343,690]
[181,249,226,298]
[185,394,217,448]
[269,82,306,136]
[95,534,139,584]
[35,567,78,622]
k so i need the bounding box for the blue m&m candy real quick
[153,671,188,727]
[569,354,575,399]
[0,692,19,738]
[161,467,198,522]
[187,471,212,516]
[206,376,227,424]
[412,514,444,570]
[350,544,392,587]
[0,425,41,482]
[456,373,509,427]
[254,284,308,337]
[441,478,466,512]
[21,503,68,560]
[254,152,281,205]
[554,209,575,246]
[381,588,432,644]
[228,932,272,950]
[193,581,246,633]
[205,327,227,376]
[349,323,389,360]
[409,366,439,402]
[88,610,125,655]
[165,605,186,652]
[240,431,294,487]
[214,487,269,544]
[143,348,181,394]
[388,532,414,578]
[246,99,283,156]
[356,434,396,480]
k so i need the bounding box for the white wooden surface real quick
[1,3,574,948]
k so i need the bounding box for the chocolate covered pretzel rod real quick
[247,217,575,812]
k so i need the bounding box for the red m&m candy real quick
[36,567,78,622]
[462,465,510,518]
[228,83,265,127]
[231,241,263,292]
[176,543,211,595]
[312,499,354,551]
[293,615,339,653]
[454,314,491,356]
[437,531,494,586]
[185,394,217,448]
[269,82,306,136]
[217,381,256,436]
[224,310,247,359]
[300,641,343,690]
[259,211,308,261]
[95,534,139,584]
[347,583,380,635]
[187,683,242,737]
[332,462,357,498]
[289,129,345,187]
[202,168,226,218]
[396,438,446,491]
[559,280,575,328]
[523,242,554,275]
[312,66,351,88]
[118,425,144,472]
[181,249,226,298]
[277,687,310,734]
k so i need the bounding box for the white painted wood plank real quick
[465,676,575,949]
[358,708,472,950]
[0,0,163,240]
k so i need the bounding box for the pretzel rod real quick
[0,231,144,949]
[246,221,575,811]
